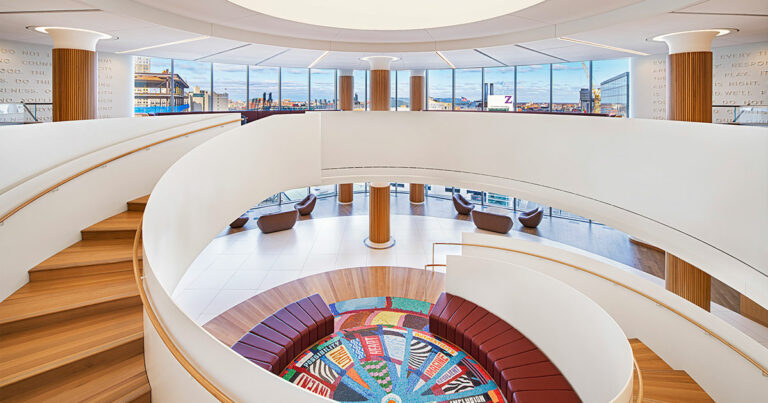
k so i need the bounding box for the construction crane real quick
[582,61,600,113]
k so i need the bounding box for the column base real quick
[338,201,353,205]
[364,237,396,249]
[410,200,425,205]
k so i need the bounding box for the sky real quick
[146,57,629,105]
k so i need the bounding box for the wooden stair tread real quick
[3,352,149,402]
[82,211,143,234]
[31,238,140,272]
[631,338,712,402]
[629,338,673,371]
[0,306,143,387]
[0,271,138,326]
[127,195,149,212]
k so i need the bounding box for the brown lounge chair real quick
[294,194,317,216]
[518,207,544,228]
[472,210,513,234]
[229,215,249,228]
[257,210,298,233]
[453,194,475,215]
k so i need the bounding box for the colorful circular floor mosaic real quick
[329,296,432,332]
[280,325,504,402]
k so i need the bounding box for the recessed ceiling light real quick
[435,51,456,68]
[115,36,210,54]
[558,37,649,56]
[308,51,330,68]
[651,29,733,42]
[226,0,545,31]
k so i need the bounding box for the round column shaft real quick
[366,183,394,248]
[42,28,109,121]
[409,69,426,204]
[658,30,719,310]
[338,70,355,204]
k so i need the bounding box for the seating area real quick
[256,210,299,233]
[519,207,544,228]
[231,294,334,374]
[429,292,580,403]
[294,194,317,216]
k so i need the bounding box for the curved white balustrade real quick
[0,114,240,300]
[446,254,634,402]
[457,233,768,402]
[140,111,767,400]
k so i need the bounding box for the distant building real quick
[579,88,592,112]
[428,97,451,110]
[213,91,229,111]
[133,72,188,113]
[599,72,629,116]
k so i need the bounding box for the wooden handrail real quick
[132,218,234,402]
[0,119,240,224]
[634,357,644,402]
[429,242,768,377]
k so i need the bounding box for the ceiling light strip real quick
[308,51,330,69]
[435,51,455,69]
[194,44,252,61]
[514,45,569,62]
[0,9,100,14]
[115,35,210,54]
[473,49,507,66]
[253,49,290,66]
[558,37,649,56]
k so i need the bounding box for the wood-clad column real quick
[53,49,97,121]
[409,70,426,204]
[667,52,712,122]
[363,57,396,248]
[666,253,711,310]
[42,27,108,122]
[659,30,718,310]
[366,183,393,248]
[338,70,355,204]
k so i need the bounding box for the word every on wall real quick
[629,41,768,124]
[0,39,133,124]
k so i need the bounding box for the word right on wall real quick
[630,41,767,123]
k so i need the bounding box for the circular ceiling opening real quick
[227,0,545,30]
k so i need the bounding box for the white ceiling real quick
[0,0,765,69]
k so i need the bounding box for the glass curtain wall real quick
[552,62,590,113]
[281,68,309,110]
[454,68,482,110]
[172,60,212,112]
[515,64,550,112]
[310,69,336,110]
[213,63,247,111]
[396,70,411,110]
[390,72,397,110]
[249,66,279,110]
[353,70,367,111]
[592,59,630,116]
[483,67,515,111]
[133,57,174,114]
[426,69,453,110]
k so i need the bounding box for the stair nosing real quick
[0,290,139,326]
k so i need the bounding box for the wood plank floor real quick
[203,266,444,347]
[219,192,740,312]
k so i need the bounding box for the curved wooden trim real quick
[634,357,644,402]
[0,119,240,224]
[132,218,234,402]
[430,242,768,377]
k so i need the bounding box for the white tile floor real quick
[171,214,768,348]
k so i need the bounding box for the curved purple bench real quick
[429,292,580,403]
[232,294,334,374]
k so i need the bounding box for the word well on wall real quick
[0,39,134,124]
[630,41,768,124]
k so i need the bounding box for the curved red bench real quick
[429,292,580,403]
[232,294,334,374]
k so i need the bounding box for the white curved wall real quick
[0,114,239,300]
[140,111,766,401]
[445,254,633,403]
[318,112,768,308]
[459,233,768,402]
